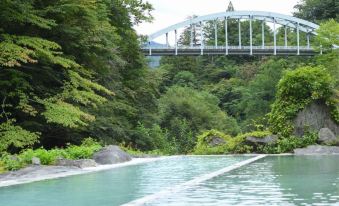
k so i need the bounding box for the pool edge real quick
[0,157,170,188]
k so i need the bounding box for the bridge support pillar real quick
[273,18,276,55]
[249,16,253,55]
[166,33,169,48]
[175,29,178,55]
[262,19,265,49]
[225,17,228,55]
[238,19,241,48]
[215,20,218,48]
[297,23,300,55]
[284,26,287,48]
[307,33,310,49]
[200,21,204,55]
[190,24,194,47]
[148,41,152,56]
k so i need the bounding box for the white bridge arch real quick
[142,11,321,56]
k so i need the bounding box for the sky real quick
[135,0,300,43]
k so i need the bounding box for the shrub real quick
[0,120,40,153]
[0,153,24,171]
[19,148,66,165]
[169,118,196,154]
[258,133,318,154]
[159,86,240,138]
[236,130,272,139]
[269,66,336,136]
[0,160,6,174]
[0,137,102,171]
[232,144,254,154]
[173,71,197,87]
[133,123,173,153]
[120,144,166,156]
[193,130,245,155]
[194,130,228,155]
[64,138,102,160]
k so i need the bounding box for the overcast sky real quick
[135,0,300,42]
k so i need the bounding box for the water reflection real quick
[0,156,247,206]
[152,156,339,206]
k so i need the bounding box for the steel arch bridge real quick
[141,11,321,56]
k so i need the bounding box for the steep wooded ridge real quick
[0,0,338,156]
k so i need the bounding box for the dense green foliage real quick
[293,0,339,22]
[193,130,231,155]
[0,138,102,171]
[158,86,239,153]
[269,66,336,136]
[314,19,339,50]
[0,0,157,152]
[193,129,318,155]
[257,133,318,154]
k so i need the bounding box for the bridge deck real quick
[142,46,318,56]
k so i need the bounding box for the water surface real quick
[0,156,247,206]
[152,156,339,206]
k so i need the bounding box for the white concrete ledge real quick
[122,155,267,206]
[0,157,167,188]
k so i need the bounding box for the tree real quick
[0,0,112,151]
[158,86,240,153]
[269,66,336,136]
[314,19,339,50]
[0,0,154,152]
[293,0,338,22]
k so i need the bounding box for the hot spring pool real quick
[0,155,338,206]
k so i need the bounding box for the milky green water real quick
[1,156,338,206]
[152,155,339,206]
[0,156,248,206]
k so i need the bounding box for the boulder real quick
[246,135,278,145]
[31,157,41,165]
[93,145,132,165]
[207,136,226,147]
[9,155,19,161]
[293,102,339,137]
[318,128,338,145]
[55,159,97,168]
[294,145,339,155]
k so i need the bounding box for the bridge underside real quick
[142,46,317,56]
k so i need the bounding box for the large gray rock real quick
[31,157,41,165]
[318,128,338,145]
[0,166,81,182]
[93,145,132,165]
[207,136,226,147]
[294,145,339,155]
[9,155,19,161]
[246,135,278,145]
[55,159,97,168]
[293,102,339,137]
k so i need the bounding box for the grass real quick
[0,138,102,172]
[0,161,6,174]
[236,130,272,139]
[120,144,165,156]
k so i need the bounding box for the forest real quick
[0,0,338,169]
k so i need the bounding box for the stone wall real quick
[293,102,339,137]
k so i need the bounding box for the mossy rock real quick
[237,131,278,151]
[193,130,231,155]
[193,130,247,155]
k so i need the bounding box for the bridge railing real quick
[142,45,313,50]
